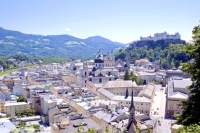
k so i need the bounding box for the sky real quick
[0,0,199,43]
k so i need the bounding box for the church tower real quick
[83,62,88,87]
[155,53,160,72]
[126,49,131,69]
[110,50,115,67]
[79,62,88,87]
[127,89,137,133]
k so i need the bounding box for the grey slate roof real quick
[103,80,137,88]
[168,80,189,100]
[173,79,192,89]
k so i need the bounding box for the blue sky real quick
[0,0,199,43]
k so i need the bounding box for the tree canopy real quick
[124,69,130,80]
[176,123,200,133]
[17,96,26,102]
[115,44,190,69]
[176,24,200,125]
[124,70,143,85]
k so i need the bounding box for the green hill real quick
[0,27,125,57]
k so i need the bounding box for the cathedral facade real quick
[78,50,119,87]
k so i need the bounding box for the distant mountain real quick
[0,27,125,57]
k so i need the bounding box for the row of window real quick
[121,102,149,106]
[89,78,112,82]
[114,92,139,95]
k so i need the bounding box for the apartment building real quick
[103,80,141,96]
[166,78,191,117]
[4,102,27,115]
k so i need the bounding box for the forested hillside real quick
[0,27,125,57]
[115,44,190,69]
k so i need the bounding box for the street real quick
[156,118,174,133]
[151,85,175,133]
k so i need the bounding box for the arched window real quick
[98,73,103,76]
[99,78,102,83]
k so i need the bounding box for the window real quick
[99,78,102,83]
[169,103,174,109]
[98,73,103,76]
[141,103,143,105]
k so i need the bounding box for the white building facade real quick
[140,32,181,41]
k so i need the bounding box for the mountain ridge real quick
[0,27,125,57]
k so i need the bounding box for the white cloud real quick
[64,27,71,31]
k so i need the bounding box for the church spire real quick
[129,89,135,112]
[125,88,128,99]
[127,89,137,133]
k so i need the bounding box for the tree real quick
[86,128,96,133]
[147,124,151,133]
[176,123,200,133]
[129,72,140,85]
[6,114,11,117]
[124,69,129,80]
[19,121,26,127]
[0,58,7,69]
[33,124,40,130]
[73,66,77,71]
[104,126,109,133]
[17,96,26,102]
[130,71,133,77]
[76,122,84,133]
[136,125,141,133]
[27,109,35,116]
[16,109,35,117]
[176,24,200,125]
[123,128,128,133]
[171,58,175,68]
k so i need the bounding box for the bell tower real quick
[155,52,160,72]
[126,49,131,69]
